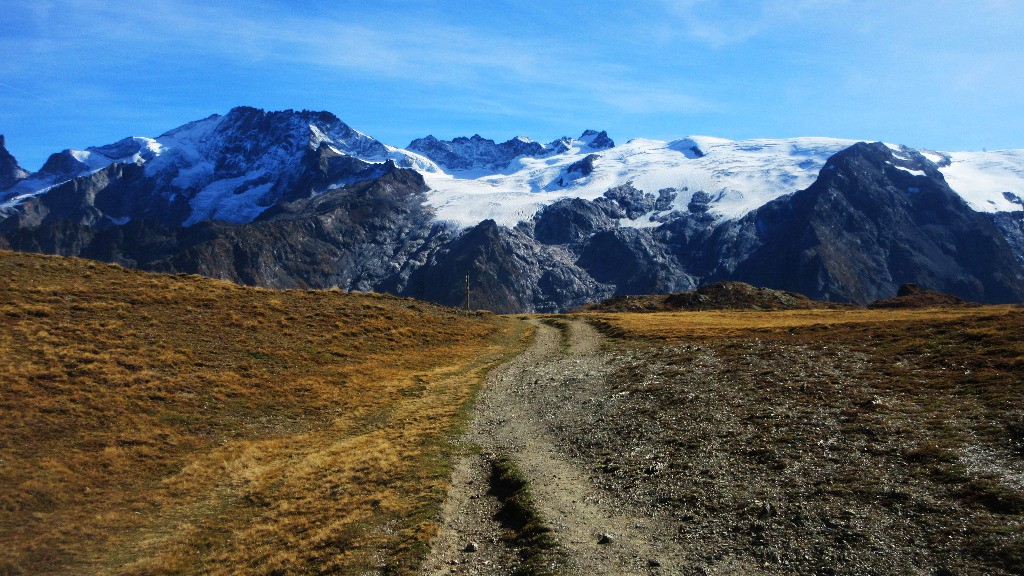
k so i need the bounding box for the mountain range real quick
[2,106,1023,312]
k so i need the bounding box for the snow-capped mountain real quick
[1,106,1023,311]
[415,134,1024,230]
[3,107,1023,232]
[1,107,440,226]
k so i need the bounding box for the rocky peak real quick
[0,135,30,190]
[407,133,545,171]
[86,137,146,160]
[579,129,615,150]
[810,142,957,215]
[38,150,90,179]
[406,129,617,172]
[595,184,659,220]
[191,106,390,179]
[544,137,574,155]
[731,140,1024,304]
[498,135,545,159]
[822,142,934,176]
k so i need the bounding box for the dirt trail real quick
[422,318,684,575]
[424,310,1024,576]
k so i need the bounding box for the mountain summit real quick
[0,135,29,190]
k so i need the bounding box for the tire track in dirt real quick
[422,318,685,575]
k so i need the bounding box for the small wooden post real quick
[463,273,471,311]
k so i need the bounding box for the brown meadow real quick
[0,250,525,575]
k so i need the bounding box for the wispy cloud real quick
[2,0,711,119]
[658,0,851,47]
[659,0,762,47]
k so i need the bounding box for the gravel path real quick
[421,318,684,575]
[424,312,1024,576]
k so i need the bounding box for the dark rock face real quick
[534,198,614,245]
[991,211,1024,268]
[576,228,695,295]
[554,154,602,187]
[0,163,444,294]
[654,189,677,212]
[172,165,439,291]
[687,190,714,213]
[405,220,536,312]
[0,135,29,190]
[545,137,574,156]
[595,184,658,220]
[403,219,606,313]
[0,162,151,230]
[565,154,600,177]
[265,144,394,206]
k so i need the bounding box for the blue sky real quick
[2,0,1022,170]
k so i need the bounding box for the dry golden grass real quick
[0,250,526,575]
[584,305,1022,340]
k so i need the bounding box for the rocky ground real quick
[423,318,695,575]
[423,312,1024,575]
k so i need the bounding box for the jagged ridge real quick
[406,129,614,172]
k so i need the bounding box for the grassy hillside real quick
[0,250,525,575]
